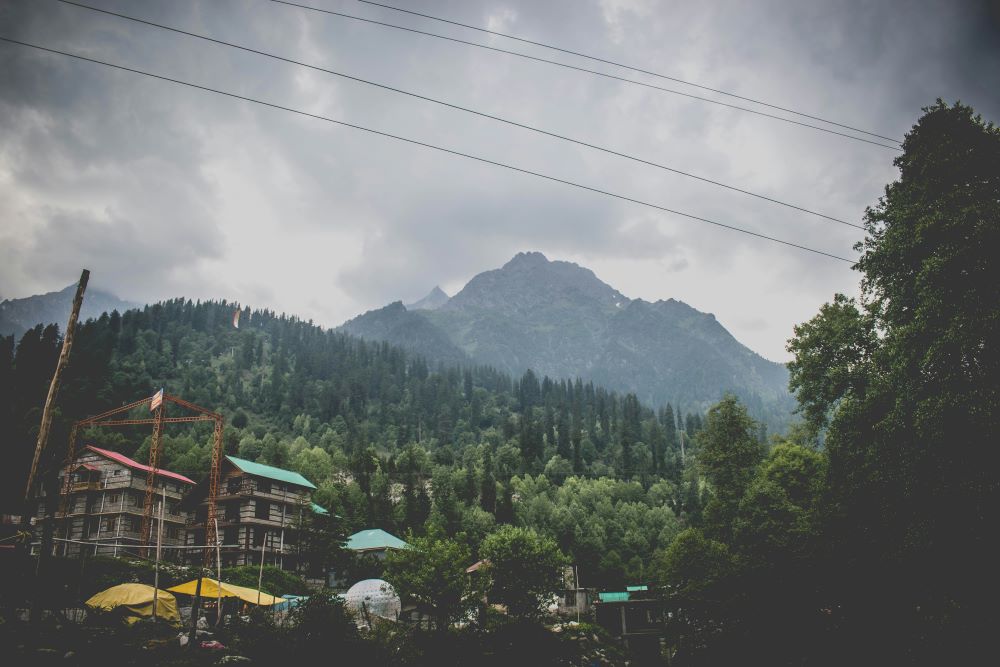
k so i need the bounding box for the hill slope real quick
[339,252,793,428]
[0,283,139,337]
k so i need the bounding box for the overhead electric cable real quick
[358,0,902,145]
[0,36,857,264]
[54,0,860,229]
[266,0,900,151]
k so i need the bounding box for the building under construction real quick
[34,445,194,560]
[184,455,320,570]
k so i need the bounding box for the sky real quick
[1,0,998,361]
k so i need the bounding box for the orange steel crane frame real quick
[59,393,224,563]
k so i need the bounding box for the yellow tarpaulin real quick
[167,577,282,606]
[85,583,181,624]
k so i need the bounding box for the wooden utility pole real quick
[214,519,222,626]
[153,486,165,621]
[257,532,267,606]
[22,269,89,509]
[21,269,88,622]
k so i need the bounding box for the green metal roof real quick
[345,528,409,551]
[626,585,648,592]
[311,502,329,516]
[598,592,630,603]
[226,456,317,490]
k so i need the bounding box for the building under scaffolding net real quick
[33,445,194,560]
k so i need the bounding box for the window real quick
[225,503,240,522]
[255,500,270,520]
[227,477,241,494]
[167,526,180,540]
[224,527,238,545]
[253,527,266,547]
[257,479,271,494]
[107,493,120,505]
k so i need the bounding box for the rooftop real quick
[345,528,409,552]
[86,446,195,485]
[226,455,317,490]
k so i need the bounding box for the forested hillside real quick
[1,298,719,586]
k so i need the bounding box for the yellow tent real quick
[167,577,282,606]
[85,583,181,625]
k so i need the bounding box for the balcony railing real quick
[71,481,101,492]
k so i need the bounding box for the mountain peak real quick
[443,251,626,315]
[338,252,793,430]
[503,251,550,269]
[406,286,450,311]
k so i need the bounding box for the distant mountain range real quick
[0,284,139,338]
[341,252,795,430]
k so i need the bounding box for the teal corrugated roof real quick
[598,592,630,603]
[346,528,409,551]
[626,585,648,592]
[311,502,329,516]
[226,456,317,489]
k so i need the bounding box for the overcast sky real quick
[1,0,998,361]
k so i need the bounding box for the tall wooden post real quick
[22,269,89,515]
[22,269,88,623]
[214,519,222,626]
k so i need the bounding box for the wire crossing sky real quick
[0,37,858,264]
[357,0,902,145]
[54,0,862,230]
[1,0,996,360]
[268,0,902,150]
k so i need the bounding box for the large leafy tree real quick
[480,525,565,621]
[383,534,475,631]
[694,395,764,538]
[788,101,999,660]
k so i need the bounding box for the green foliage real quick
[510,474,683,587]
[733,443,826,561]
[787,294,875,438]
[654,528,734,599]
[784,101,1000,661]
[694,395,764,538]
[384,534,477,630]
[480,525,565,620]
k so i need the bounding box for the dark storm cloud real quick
[0,0,997,359]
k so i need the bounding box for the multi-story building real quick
[185,455,318,571]
[37,445,195,560]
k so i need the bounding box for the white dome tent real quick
[343,579,401,624]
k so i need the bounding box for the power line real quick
[358,0,902,146]
[55,0,859,229]
[0,36,857,263]
[267,0,900,151]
